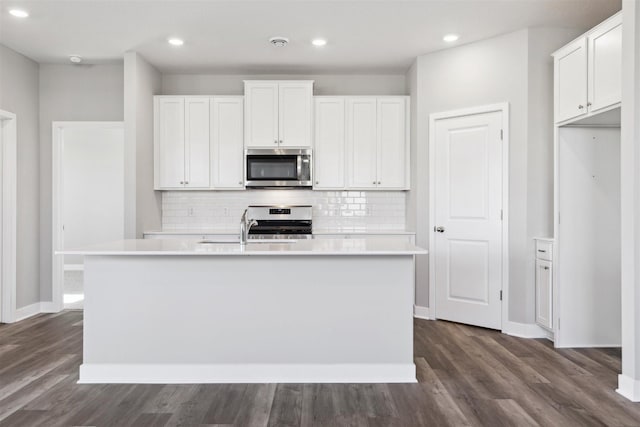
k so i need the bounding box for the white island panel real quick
[80,251,417,384]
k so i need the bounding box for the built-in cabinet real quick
[244,81,313,148]
[534,238,554,331]
[155,83,410,192]
[313,96,409,190]
[313,97,346,189]
[551,11,622,348]
[155,97,210,189]
[154,96,244,190]
[346,97,409,190]
[554,12,622,123]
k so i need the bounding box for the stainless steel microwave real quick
[245,148,312,188]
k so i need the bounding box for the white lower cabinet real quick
[534,239,554,331]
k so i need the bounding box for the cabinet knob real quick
[373,181,376,184]
[180,181,184,185]
[578,104,584,109]
[587,102,592,107]
[185,181,189,185]
[377,181,381,185]
[279,140,283,144]
[315,181,319,185]
[543,266,550,270]
[274,140,278,144]
[239,181,243,185]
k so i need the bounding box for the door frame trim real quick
[52,121,125,312]
[0,110,17,323]
[428,103,510,331]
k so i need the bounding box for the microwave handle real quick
[297,155,302,180]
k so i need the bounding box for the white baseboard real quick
[14,302,42,322]
[64,264,84,272]
[413,305,431,320]
[502,321,552,339]
[617,374,640,402]
[78,363,418,384]
[11,301,62,322]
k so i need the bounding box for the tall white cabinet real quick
[154,96,244,190]
[313,97,346,189]
[244,81,313,148]
[550,11,622,348]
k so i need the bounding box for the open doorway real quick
[52,122,124,310]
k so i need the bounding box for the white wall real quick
[63,127,125,265]
[0,45,40,308]
[161,74,407,96]
[39,64,124,301]
[619,0,640,401]
[124,52,162,238]
[409,27,582,323]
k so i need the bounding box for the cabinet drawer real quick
[535,240,553,261]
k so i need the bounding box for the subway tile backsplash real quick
[162,190,406,232]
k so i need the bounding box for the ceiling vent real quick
[269,37,289,47]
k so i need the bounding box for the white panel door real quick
[211,97,244,189]
[555,38,588,123]
[535,258,553,330]
[314,97,345,189]
[347,98,377,189]
[279,82,313,147]
[157,97,185,188]
[588,17,622,113]
[434,111,503,330]
[244,82,279,147]
[377,97,407,189]
[184,97,210,188]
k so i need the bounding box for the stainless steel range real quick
[246,205,312,240]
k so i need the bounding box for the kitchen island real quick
[62,238,426,384]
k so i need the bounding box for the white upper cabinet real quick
[184,98,210,188]
[554,12,622,124]
[244,82,279,147]
[211,97,244,189]
[347,98,378,189]
[244,80,313,148]
[278,82,313,147]
[346,97,409,190]
[156,97,185,189]
[377,97,408,189]
[588,14,622,113]
[555,39,588,123]
[314,97,346,189]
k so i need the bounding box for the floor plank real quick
[0,312,638,426]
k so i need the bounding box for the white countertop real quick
[144,229,416,235]
[59,238,427,256]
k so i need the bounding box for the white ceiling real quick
[0,0,621,74]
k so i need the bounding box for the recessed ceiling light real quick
[312,39,327,47]
[168,38,184,46]
[9,8,29,18]
[269,36,289,47]
[69,55,82,64]
[443,34,459,43]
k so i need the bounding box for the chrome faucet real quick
[240,209,258,245]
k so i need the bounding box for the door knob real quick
[435,226,445,233]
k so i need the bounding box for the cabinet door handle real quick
[587,102,592,107]
[537,249,547,253]
[578,104,584,109]
[435,226,445,233]
[543,266,550,270]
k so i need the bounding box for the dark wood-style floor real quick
[0,311,639,426]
